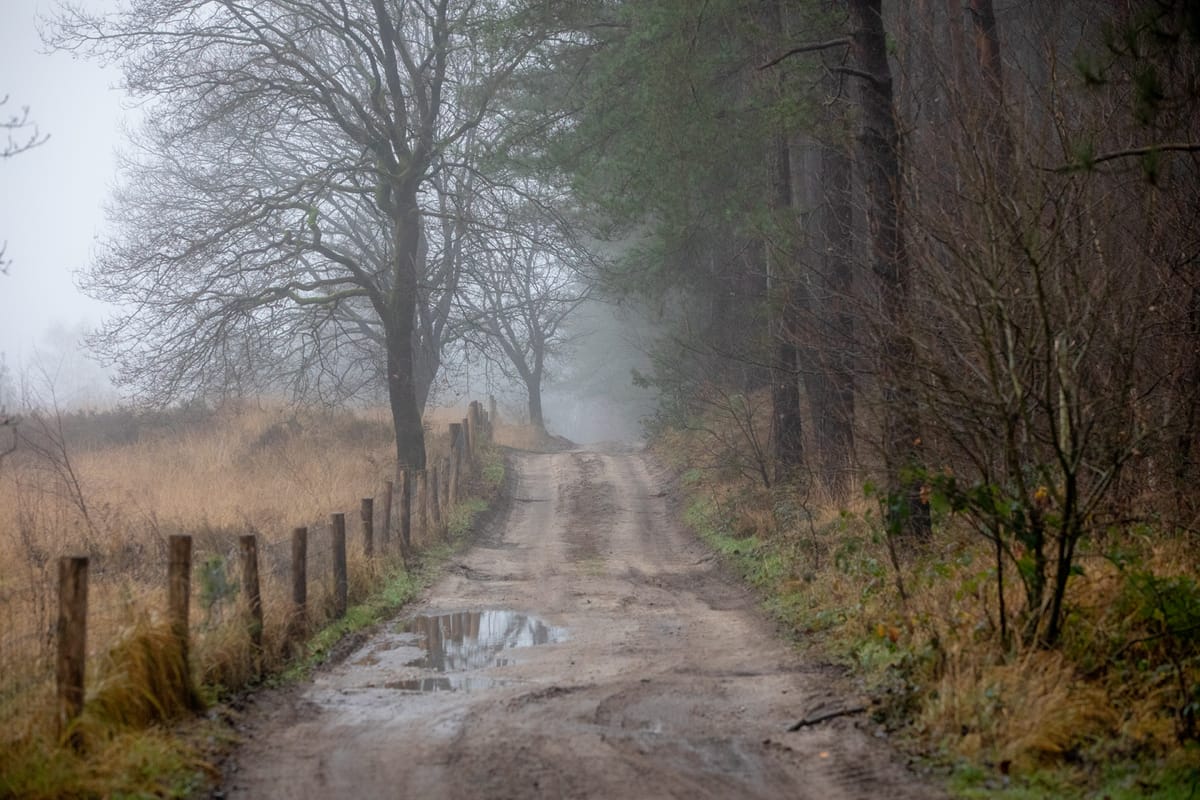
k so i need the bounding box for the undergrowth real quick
[662,428,1200,799]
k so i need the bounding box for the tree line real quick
[51,0,1199,649]
[50,0,589,467]
[537,0,1199,648]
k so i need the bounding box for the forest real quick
[1,0,1199,797]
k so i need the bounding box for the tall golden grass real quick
[0,403,469,746]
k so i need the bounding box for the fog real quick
[538,300,659,444]
[1,0,125,400]
[1,0,661,430]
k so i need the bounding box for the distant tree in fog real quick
[458,201,590,436]
[1,95,48,272]
[0,95,45,161]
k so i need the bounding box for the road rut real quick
[222,449,942,799]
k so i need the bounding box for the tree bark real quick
[969,0,1013,169]
[770,133,805,483]
[1175,285,1200,518]
[763,0,805,485]
[387,197,427,470]
[526,375,546,435]
[807,142,857,500]
[848,0,930,538]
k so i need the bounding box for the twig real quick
[787,705,867,731]
[1045,142,1200,172]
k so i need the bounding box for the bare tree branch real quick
[757,38,850,71]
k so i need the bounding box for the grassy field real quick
[0,401,502,798]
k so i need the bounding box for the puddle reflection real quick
[384,676,505,693]
[399,610,567,674]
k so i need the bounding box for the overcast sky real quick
[1,0,125,375]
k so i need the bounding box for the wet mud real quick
[221,450,943,799]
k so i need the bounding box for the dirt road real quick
[222,449,941,799]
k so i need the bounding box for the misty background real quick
[2,0,123,407]
[0,0,656,441]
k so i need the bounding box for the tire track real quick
[222,448,942,799]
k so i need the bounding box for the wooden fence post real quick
[440,455,451,520]
[458,422,469,487]
[398,470,412,550]
[467,402,480,462]
[56,556,87,744]
[291,527,308,638]
[412,471,427,544]
[458,417,472,472]
[239,535,263,659]
[332,513,347,617]
[448,423,462,503]
[167,535,192,677]
[396,471,413,568]
[361,497,374,558]
[429,465,442,533]
[382,480,394,549]
[477,401,488,446]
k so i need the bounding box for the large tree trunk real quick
[848,0,930,538]
[527,344,547,436]
[806,142,857,501]
[969,0,1012,169]
[387,199,427,470]
[770,134,805,484]
[1175,285,1200,519]
[763,0,804,485]
[413,333,438,415]
[526,374,546,435]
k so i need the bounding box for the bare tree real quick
[890,1,1200,646]
[52,0,546,469]
[458,206,589,435]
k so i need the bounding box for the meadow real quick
[0,401,495,796]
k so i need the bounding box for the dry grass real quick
[0,399,506,796]
[924,646,1116,767]
[659,399,1200,792]
[0,403,464,747]
[86,617,201,730]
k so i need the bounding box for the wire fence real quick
[0,401,492,744]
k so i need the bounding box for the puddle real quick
[398,610,567,675]
[385,676,506,693]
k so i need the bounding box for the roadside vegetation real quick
[2,0,1194,796]
[537,2,1200,796]
[0,403,505,799]
[656,405,1200,799]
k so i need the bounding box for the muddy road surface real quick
[222,449,941,799]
